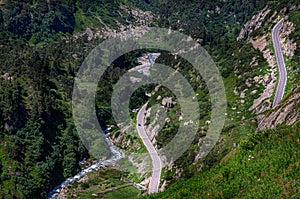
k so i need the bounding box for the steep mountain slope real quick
[139,2,300,197]
[127,0,300,186]
[0,0,299,198]
[0,1,154,198]
[0,0,152,43]
[142,122,300,198]
[258,83,300,130]
[62,1,300,197]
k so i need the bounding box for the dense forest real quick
[0,0,299,198]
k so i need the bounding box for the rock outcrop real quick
[257,84,300,131]
[238,6,297,115]
[237,7,272,41]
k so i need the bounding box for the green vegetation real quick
[66,168,140,199]
[1,1,76,43]
[104,186,140,199]
[0,0,299,198]
[142,123,300,198]
[286,9,300,90]
[0,1,153,197]
[0,0,144,44]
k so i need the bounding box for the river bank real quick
[46,136,122,199]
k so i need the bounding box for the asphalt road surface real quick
[272,19,287,107]
[137,103,162,194]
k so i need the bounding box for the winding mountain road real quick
[272,19,287,107]
[137,103,162,194]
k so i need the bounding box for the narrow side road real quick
[272,19,287,107]
[137,103,162,194]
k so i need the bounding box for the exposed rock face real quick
[109,126,152,183]
[73,6,154,41]
[248,34,276,114]
[162,97,174,108]
[279,21,297,57]
[57,187,68,199]
[257,84,300,131]
[110,125,142,150]
[144,104,166,144]
[250,90,257,95]
[128,53,161,77]
[237,7,272,41]
[239,6,297,115]
[1,72,14,81]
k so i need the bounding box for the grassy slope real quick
[142,122,300,198]
[65,168,140,199]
